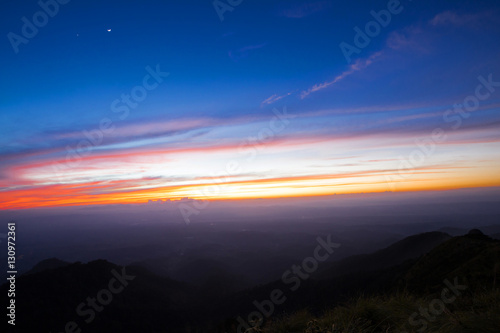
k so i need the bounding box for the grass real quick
[254,289,500,333]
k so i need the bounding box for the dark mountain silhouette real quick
[440,224,500,236]
[3,229,499,332]
[2,260,199,333]
[212,230,500,331]
[24,257,70,275]
[256,230,500,332]
[492,233,500,240]
[403,230,500,293]
[318,231,451,279]
[132,256,250,294]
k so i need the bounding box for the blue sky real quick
[1,0,500,208]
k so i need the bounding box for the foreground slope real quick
[259,230,500,333]
[2,230,498,332]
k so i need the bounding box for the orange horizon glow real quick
[2,172,500,210]
[2,110,500,211]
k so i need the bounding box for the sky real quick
[1,0,500,210]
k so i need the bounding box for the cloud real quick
[387,11,490,53]
[300,51,382,98]
[260,91,294,107]
[430,11,481,27]
[280,1,332,18]
[263,10,493,105]
[386,26,429,53]
[228,43,267,62]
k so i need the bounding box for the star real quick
[107,29,112,32]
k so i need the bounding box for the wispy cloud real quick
[387,11,489,53]
[430,11,482,27]
[228,43,267,62]
[300,52,382,99]
[261,91,294,107]
[386,26,429,53]
[280,1,332,18]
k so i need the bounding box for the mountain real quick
[318,231,451,279]
[258,229,500,333]
[1,260,199,333]
[402,229,500,293]
[24,257,70,275]
[439,224,500,237]
[132,255,250,294]
[210,230,500,332]
[3,229,499,333]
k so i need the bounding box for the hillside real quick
[24,257,70,275]
[2,229,499,333]
[402,230,500,293]
[318,231,451,279]
[255,230,500,333]
[1,260,199,333]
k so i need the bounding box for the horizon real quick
[2,186,499,227]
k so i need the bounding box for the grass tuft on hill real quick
[259,289,500,333]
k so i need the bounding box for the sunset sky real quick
[1,0,500,209]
